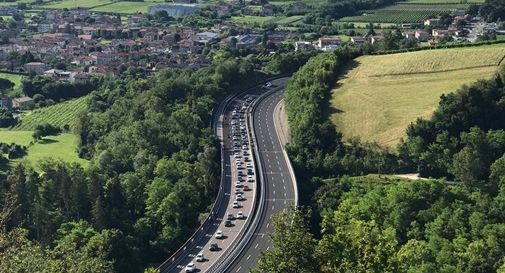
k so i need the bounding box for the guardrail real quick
[209,84,287,273]
[156,75,290,272]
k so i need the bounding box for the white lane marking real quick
[255,243,259,249]
[266,223,270,228]
[272,205,275,210]
[273,183,275,187]
[273,190,276,195]
[247,254,252,260]
[236,266,242,272]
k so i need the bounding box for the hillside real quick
[14,96,88,131]
[330,44,505,147]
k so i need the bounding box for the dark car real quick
[225,220,233,227]
[209,243,219,251]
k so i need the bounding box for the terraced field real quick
[339,3,469,23]
[330,44,505,147]
[14,96,88,131]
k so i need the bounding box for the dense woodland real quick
[0,58,259,272]
[260,44,505,272]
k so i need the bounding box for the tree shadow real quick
[37,138,59,144]
[325,59,361,118]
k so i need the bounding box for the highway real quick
[227,78,297,273]
[158,93,259,273]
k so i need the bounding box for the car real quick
[243,185,250,191]
[209,242,218,251]
[235,159,242,164]
[236,194,244,201]
[225,220,233,227]
[237,163,243,168]
[242,145,248,150]
[196,252,205,262]
[237,211,245,219]
[247,169,254,175]
[215,230,224,239]
[246,162,253,168]
[238,170,244,176]
[266,82,272,87]
[234,188,241,194]
[185,263,196,272]
[247,175,254,182]
[234,152,241,158]
[233,201,240,208]
[235,181,242,188]
[243,151,249,156]
[227,213,234,220]
[244,157,250,162]
[233,147,240,151]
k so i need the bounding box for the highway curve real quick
[228,79,297,272]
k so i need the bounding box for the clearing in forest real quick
[330,44,505,147]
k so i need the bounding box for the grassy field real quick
[0,72,24,97]
[0,130,88,169]
[339,3,469,23]
[330,44,505,147]
[14,96,88,131]
[41,0,113,9]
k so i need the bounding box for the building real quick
[0,94,11,110]
[193,31,219,45]
[12,96,33,110]
[415,30,432,41]
[24,62,48,75]
[370,35,383,44]
[316,36,341,51]
[350,36,366,46]
[233,34,261,49]
[147,3,198,18]
[294,41,314,51]
[424,18,441,26]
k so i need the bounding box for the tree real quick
[0,108,15,128]
[252,206,319,273]
[0,78,14,92]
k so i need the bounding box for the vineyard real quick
[14,96,88,131]
[339,3,469,23]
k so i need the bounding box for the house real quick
[233,34,261,49]
[415,30,431,41]
[193,31,219,45]
[432,29,454,37]
[316,36,341,51]
[402,32,416,40]
[370,35,383,44]
[44,69,73,81]
[424,18,441,26]
[24,62,48,74]
[11,96,33,110]
[294,41,314,51]
[350,36,366,46]
[0,94,11,110]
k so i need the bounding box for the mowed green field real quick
[14,96,88,131]
[330,44,505,147]
[0,130,88,169]
[0,72,24,96]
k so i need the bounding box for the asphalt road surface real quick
[227,79,296,273]
[165,94,258,273]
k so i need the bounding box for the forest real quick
[265,47,505,272]
[0,58,259,272]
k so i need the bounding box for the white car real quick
[237,211,244,219]
[247,175,254,182]
[215,230,224,239]
[236,194,244,201]
[196,252,205,262]
[185,263,196,272]
[234,152,241,158]
[233,201,240,208]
